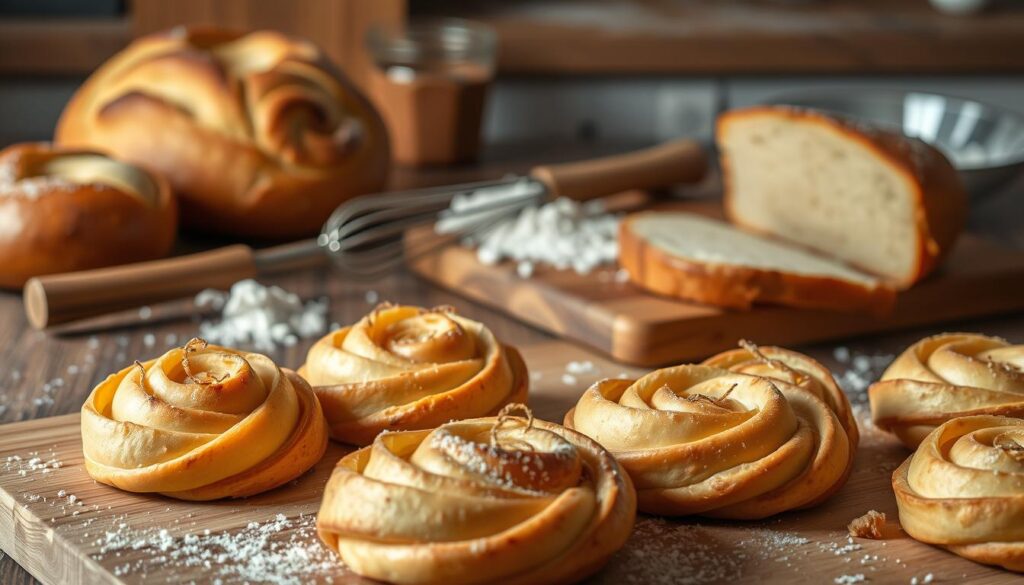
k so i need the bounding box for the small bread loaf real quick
[0,142,176,288]
[56,26,389,238]
[718,106,967,288]
[618,211,895,313]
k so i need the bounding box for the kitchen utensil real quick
[766,89,1024,200]
[24,139,708,330]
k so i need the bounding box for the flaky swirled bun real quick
[870,332,1024,448]
[299,304,529,445]
[56,26,389,238]
[317,408,636,585]
[894,415,1024,572]
[565,347,856,519]
[0,142,176,288]
[81,339,328,501]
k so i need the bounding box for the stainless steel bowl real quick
[766,89,1024,201]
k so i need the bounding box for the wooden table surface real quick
[0,142,1022,583]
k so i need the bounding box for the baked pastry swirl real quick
[703,342,859,446]
[893,415,1024,572]
[870,333,1024,448]
[81,339,327,500]
[299,304,528,445]
[565,348,855,518]
[56,26,388,238]
[317,406,636,585]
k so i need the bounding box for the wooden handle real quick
[529,139,708,200]
[24,245,259,330]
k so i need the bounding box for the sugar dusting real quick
[195,280,328,351]
[94,513,338,584]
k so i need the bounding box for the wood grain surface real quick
[0,142,1021,584]
[0,340,1020,584]
[409,201,1024,366]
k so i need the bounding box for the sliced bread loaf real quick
[718,106,966,289]
[619,211,896,313]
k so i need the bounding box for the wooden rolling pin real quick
[25,139,708,330]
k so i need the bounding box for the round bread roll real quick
[565,353,855,518]
[299,304,528,445]
[869,332,1024,448]
[0,142,175,288]
[81,338,328,501]
[317,406,636,585]
[56,26,389,238]
[893,415,1024,572]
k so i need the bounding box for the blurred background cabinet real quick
[1,0,1023,146]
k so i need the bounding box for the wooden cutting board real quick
[0,342,1017,584]
[408,201,1024,366]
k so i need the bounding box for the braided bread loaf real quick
[56,26,388,238]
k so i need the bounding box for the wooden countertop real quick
[0,142,1022,583]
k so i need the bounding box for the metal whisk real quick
[25,140,707,329]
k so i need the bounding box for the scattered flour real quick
[195,280,328,352]
[94,513,338,585]
[438,195,620,276]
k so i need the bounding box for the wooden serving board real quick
[408,201,1024,366]
[0,342,1017,584]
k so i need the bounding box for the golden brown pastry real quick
[870,333,1024,448]
[56,26,388,238]
[317,405,636,585]
[565,346,855,518]
[893,415,1024,572]
[703,342,859,446]
[299,304,528,445]
[81,339,327,500]
[0,142,176,288]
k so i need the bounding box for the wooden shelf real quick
[2,0,1024,76]
[416,0,1024,75]
[0,17,130,75]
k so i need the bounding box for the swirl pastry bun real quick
[81,339,328,500]
[0,142,175,288]
[317,406,636,585]
[56,26,388,238]
[703,342,859,447]
[565,346,856,518]
[299,304,529,445]
[870,333,1024,448]
[893,415,1024,572]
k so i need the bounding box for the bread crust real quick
[55,26,389,238]
[718,106,967,288]
[0,142,176,289]
[618,212,896,314]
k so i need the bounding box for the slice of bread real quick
[619,211,896,313]
[718,106,967,289]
